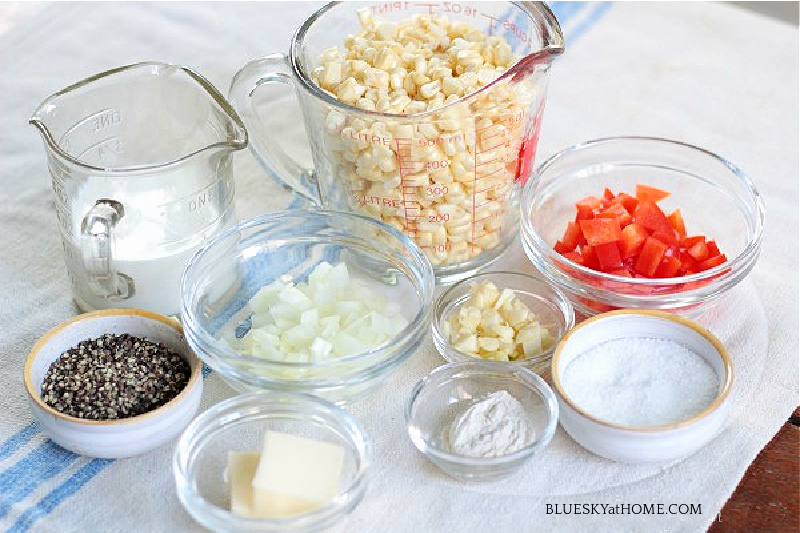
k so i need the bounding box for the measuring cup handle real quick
[80,199,134,301]
[229,54,320,205]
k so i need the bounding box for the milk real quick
[61,168,234,317]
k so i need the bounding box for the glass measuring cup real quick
[30,62,248,316]
[230,1,563,283]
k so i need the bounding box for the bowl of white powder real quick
[405,361,558,481]
[551,310,732,463]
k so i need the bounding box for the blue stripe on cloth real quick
[0,423,40,462]
[0,441,80,518]
[566,2,613,42]
[6,458,113,533]
[546,1,589,29]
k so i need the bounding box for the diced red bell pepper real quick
[634,200,673,234]
[554,240,571,254]
[635,184,671,203]
[594,241,624,271]
[576,196,604,211]
[652,230,679,246]
[598,203,633,227]
[608,268,633,277]
[634,236,668,277]
[667,209,686,238]
[687,240,709,262]
[680,235,705,248]
[619,223,649,259]
[663,245,680,258]
[561,251,584,265]
[556,185,724,282]
[618,194,639,214]
[581,244,600,270]
[576,205,595,220]
[679,250,698,270]
[561,221,582,252]
[654,256,682,278]
[579,218,622,246]
[697,254,728,271]
[578,297,617,313]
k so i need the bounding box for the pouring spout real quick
[508,1,565,78]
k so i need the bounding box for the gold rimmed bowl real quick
[24,309,203,458]
[551,310,732,463]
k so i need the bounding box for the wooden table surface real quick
[709,407,800,532]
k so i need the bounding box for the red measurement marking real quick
[480,12,500,30]
[480,142,509,152]
[472,138,477,245]
[479,131,504,140]
[473,214,498,224]
[414,2,439,14]
[396,137,425,238]
[476,156,503,167]
[474,169,505,181]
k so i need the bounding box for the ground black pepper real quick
[41,333,191,420]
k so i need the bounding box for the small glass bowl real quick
[432,271,574,378]
[405,362,558,481]
[520,137,765,316]
[181,209,434,404]
[173,392,370,532]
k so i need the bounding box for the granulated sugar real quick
[561,337,719,426]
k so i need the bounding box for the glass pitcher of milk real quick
[30,62,248,316]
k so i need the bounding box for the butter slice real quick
[228,452,259,518]
[252,430,345,514]
[228,451,322,519]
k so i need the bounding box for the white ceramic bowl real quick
[24,309,203,458]
[551,310,732,463]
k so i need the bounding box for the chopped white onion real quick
[233,262,408,364]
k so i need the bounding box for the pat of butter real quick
[228,452,259,518]
[252,431,345,510]
[228,451,321,519]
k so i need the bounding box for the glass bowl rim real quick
[404,361,559,467]
[431,270,575,367]
[172,391,371,529]
[180,209,434,371]
[288,1,565,121]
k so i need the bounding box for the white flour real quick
[448,390,532,458]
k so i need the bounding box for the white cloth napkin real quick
[0,2,797,532]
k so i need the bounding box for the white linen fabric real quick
[0,2,797,532]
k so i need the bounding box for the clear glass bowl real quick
[432,271,574,379]
[181,209,434,404]
[173,392,370,532]
[520,137,765,317]
[405,362,558,481]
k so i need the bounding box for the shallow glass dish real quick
[181,209,434,404]
[173,392,370,532]
[432,271,574,378]
[406,362,558,481]
[520,137,764,317]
